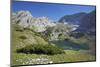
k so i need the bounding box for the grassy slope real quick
[12,50,95,66]
[11,24,95,66]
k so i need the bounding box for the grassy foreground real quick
[12,50,95,66]
[11,24,95,66]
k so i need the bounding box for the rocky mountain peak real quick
[16,11,33,18]
[12,11,56,32]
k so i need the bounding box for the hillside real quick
[12,11,56,32]
[77,10,96,34]
[59,13,86,25]
[59,10,96,35]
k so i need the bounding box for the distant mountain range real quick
[59,12,87,25]
[12,11,78,33]
[59,10,96,34]
[77,10,96,34]
[12,10,96,35]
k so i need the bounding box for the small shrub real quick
[19,35,27,39]
[16,29,23,32]
[16,44,65,55]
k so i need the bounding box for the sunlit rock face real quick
[12,11,34,28]
[32,17,56,32]
[12,11,56,32]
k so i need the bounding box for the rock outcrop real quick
[12,11,56,32]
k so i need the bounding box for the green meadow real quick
[11,24,95,66]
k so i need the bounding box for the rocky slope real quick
[77,10,96,34]
[12,11,78,33]
[12,11,56,32]
[59,13,86,25]
[59,10,96,35]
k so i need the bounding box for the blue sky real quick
[12,1,96,21]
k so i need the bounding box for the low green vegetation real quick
[19,35,27,39]
[12,50,95,66]
[11,24,96,66]
[16,44,65,55]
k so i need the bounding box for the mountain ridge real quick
[59,12,87,25]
